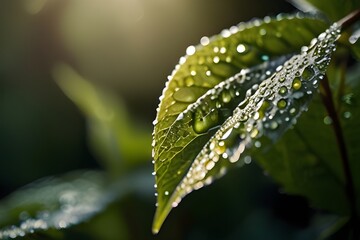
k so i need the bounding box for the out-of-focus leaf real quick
[53,64,151,176]
[0,171,108,239]
[290,0,360,21]
[348,24,360,60]
[152,17,340,232]
[23,0,47,15]
[0,168,154,239]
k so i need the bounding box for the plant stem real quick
[320,76,358,239]
[337,9,360,29]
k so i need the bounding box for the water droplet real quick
[261,55,270,61]
[186,45,196,56]
[173,87,197,103]
[342,93,354,105]
[277,99,287,109]
[292,77,302,90]
[193,109,219,134]
[221,91,232,103]
[185,77,195,87]
[179,57,186,64]
[206,161,215,171]
[164,191,169,196]
[58,221,67,229]
[254,141,261,148]
[250,128,259,138]
[279,86,288,95]
[270,121,278,129]
[216,101,222,108]
[213,56,220,63]
[221,29,231,38]
[220,47,227,54]
[259,28,266,36]
[236,44,247,54]
[343,111,352,119]
[222,128,233,140]
[253,111,260,120]
[215,141,226,154]
[244,156,252,164]
[323,116,332,125]
[200,36,210,46]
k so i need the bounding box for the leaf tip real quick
[152,226,160,235]
[152,196,176,234]
[152,204,168,235]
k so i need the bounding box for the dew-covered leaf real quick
[152,15,341,232]
[53,64,151,176]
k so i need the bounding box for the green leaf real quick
[152,13,340,232]
[53,64,151,176]
[290,0,360,21]
[0,169,154,239]
[0,171,108,239]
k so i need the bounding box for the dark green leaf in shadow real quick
[152,19,341,232]
[255,94,349,215]
[341,64,360,215]
[71,204,129,240]
[290,0,360,22]
[53,64,151,176]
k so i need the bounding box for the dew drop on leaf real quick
[292,77,302,90]
[277,99,287,109]
[324,116,333,125]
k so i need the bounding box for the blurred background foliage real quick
[0,0,340,239]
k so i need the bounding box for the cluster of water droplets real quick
[0,171,107,239]
[152,13,323,138]
[151,56,291,207]
[166,23,341,209]
[151,13,331,229]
